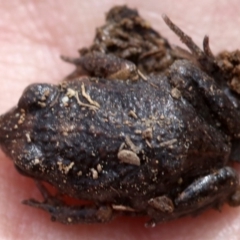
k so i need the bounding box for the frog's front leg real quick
[23,181,113,224]
[61,52,140,81]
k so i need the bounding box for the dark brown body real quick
[1,6,240,226]
[1,59,240,225]
[0,63,230,200]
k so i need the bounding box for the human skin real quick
[0,0,240,239]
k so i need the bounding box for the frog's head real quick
[0,83,59,176]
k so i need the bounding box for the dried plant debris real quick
[217,50,240,94]
[1,5,240,227]
[63,5,177,79]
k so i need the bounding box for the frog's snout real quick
[0,107,22,157]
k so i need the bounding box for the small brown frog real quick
[1,6,240,227]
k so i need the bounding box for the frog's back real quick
[1,75,230,207]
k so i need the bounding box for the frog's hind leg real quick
[23,181,114,224]
[174,167,240,209]
[146,167,240,227]
[168,58,240,137]
[164,15,240,137]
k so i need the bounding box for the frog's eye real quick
[18,83,58,112]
